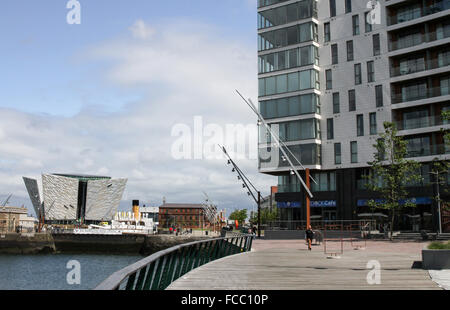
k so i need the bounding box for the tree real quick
[228,209,248,226]
[442,110,450,148]
[250,207,278,225]
[366,122,422,240]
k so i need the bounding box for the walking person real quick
[305,225,314,251]
[252,225,257,236]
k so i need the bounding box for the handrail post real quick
[143,261,156,290]
[134,266,148,290]
[150,257,164,290]
[125,272,137,290]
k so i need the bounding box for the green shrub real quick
[428,241,450,250]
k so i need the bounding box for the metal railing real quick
[388,29,450,52]
[390,57,450,78]
[391,86,449,104]
[387,0,450,26]
[406,143,450,158]
[266,220,375,232]
[394,115,446,131]
[95,234,254,290]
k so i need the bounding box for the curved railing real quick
[95,234,254,290]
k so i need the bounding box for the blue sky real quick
[0,0,257,116]
[0,0,274,216]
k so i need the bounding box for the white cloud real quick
[0,19,275,216]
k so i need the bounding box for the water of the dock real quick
[167,239,441,290]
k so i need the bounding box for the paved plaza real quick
[168,239,442,290]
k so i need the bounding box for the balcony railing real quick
[406,143,450,158]
[95,233,254,290]
[387,0,450,26]
[389,29,450,52]
[390,57,450,77]
[395,115,445,130]
[277,184,301,193]
[391,86,449,104]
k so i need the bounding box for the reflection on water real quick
[0,254,143,290]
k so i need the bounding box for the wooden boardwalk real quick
[167,240,441,290]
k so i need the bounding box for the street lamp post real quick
[258,191,261,238]
[236,90,317,229]
[430,170,443,234]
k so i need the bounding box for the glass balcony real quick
[406,144,450,158]
[277,183,301,193]
[395,115,445,130]
[389,28,450,52]
[390,57,450,77]
[391,86,448,104]
[387,0,450,26]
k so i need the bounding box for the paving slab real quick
[429,270,450,290]
[167,240,441,290]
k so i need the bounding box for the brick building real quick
[159,203,217,229]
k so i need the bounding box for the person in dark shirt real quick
[252,225,257,235]
[305,225,314,251]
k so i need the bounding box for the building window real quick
[365,12,372,32]
[326,69,332,89]
[354,63,362,85]
[367,61,375,83]
[333,92,340,114]
[324,22,330,42]
[345,0,352,13]
[357,114,364,136]
[348,89,356,111]
[311,172,336,191]
[330,0,336,17]
[351,141,358,163]
[331,44,338,64]
[375,85,383,107]
[346,40,354,61]
[327,118,334,140]
[370,112,377,135]
[334,143,341,164]
[352,15,359,35]
[373,34,380,56]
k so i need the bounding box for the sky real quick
[0,0,275,217]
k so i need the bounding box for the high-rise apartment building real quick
[257,0,450,232]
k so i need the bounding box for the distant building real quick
[23,174,127,225]
[159,203,218,229]
[260,186,278,211]
[0,206,36,234]
[140,206,159,226]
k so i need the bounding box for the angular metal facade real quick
[23,177,42,217]
[23,174,127,222]
[42,174,79,221]
[85,178,127,221]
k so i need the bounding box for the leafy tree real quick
[228,209,248,226]
[443,110,450,147]
[435,110,450,209]
[250,207,278,225]
[366,122,422,240]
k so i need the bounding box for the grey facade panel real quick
[23,177,42,217]
[85,178,127,221]
[42,174,78,221]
